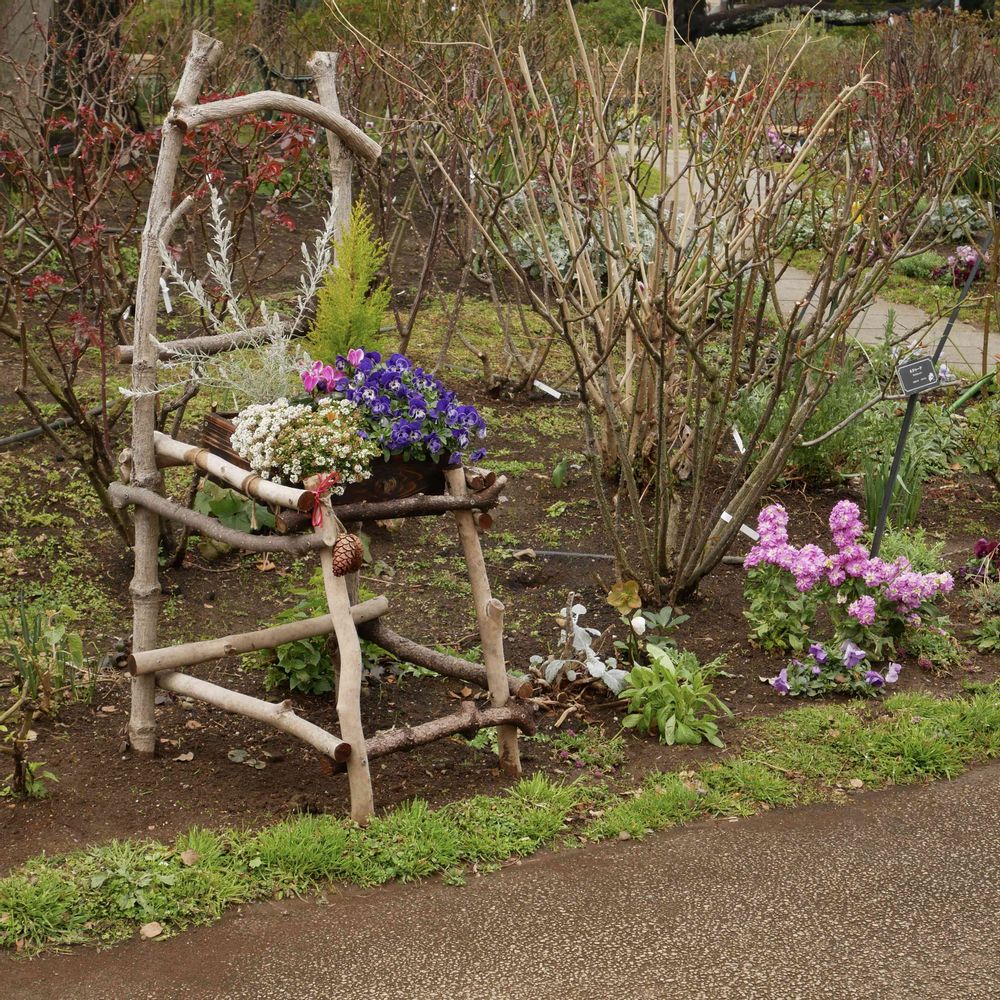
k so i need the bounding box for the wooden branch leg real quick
[308,488,373,825]
[446,467,521,777]
[129,507,161,754]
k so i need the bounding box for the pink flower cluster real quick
[745,500,953,613]
[301,360,345,394]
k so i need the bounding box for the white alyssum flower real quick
[231,397,379,487]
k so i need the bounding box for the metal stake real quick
[870,229,993,558]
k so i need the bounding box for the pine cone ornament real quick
[330,533,363,576]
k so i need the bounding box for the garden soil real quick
[2,208,1000,874]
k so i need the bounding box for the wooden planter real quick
[202,411,451,505]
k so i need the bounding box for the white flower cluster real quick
[231,397,380,488]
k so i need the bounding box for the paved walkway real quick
[779,262,998,373]
[8,760,1000,999]
[632,146,999,372]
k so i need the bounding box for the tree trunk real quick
[0,0,52,149]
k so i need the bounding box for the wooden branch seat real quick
[113,428,526,822]
[121,33,527,826]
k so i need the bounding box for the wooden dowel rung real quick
[365,699,536,760]
[153,431,313,512]
[155,669,351,763]
[109,482,324,554]
[358,621,532,699]
[129,596,389,675]
[116,323,292,365]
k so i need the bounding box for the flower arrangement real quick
[301,349,487,466]
[744,500,954,696]
[226,346,486,490]
[231,396,380,490]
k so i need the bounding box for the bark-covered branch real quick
[365,699,536,759]
[358,620,533,699]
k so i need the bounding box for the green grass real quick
[6,685,1000,953]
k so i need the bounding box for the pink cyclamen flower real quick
[847,596,877,626]
[301,359,324,393]
[347,348,365,367]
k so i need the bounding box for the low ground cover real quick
[3,682,999,953]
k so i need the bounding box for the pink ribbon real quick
[310,472,341,528]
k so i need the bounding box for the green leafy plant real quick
[0,598,89,796]
[613,602,689,664]
[865,525,946,574]
[972,618,1000,654]
[962,390,1000,483]
[621,646,731,748]
[743,564,817,653]
[261,570,386,695]
[893,252,947,281]
[551,457,570,488]
[260,570,335,695]
[551,727,626,773]
[863,449,925,531]
[308,197,391,362]
[899,620,967,674]
[193,481,275,534]
[968,580,1000,621]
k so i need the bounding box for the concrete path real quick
[779,262,998,373]
[633,146,999,372]
[8,761,1000,1000]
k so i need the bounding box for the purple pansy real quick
[300,348,486,465]
[841,640,866,669]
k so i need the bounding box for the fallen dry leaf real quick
[100,705,118,714]
[172,752,194,762]
[139,922,163,940]
[183,719,203,730]
[849,778,864,789]
[179,850,200,867]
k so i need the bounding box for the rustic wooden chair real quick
[109,32,531,823]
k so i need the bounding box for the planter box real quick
[201,412,450,505]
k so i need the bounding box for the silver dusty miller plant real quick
[122,185,341,409]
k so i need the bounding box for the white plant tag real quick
[720,510,759,542]
[159,277,173,314]
[533,380,561,399]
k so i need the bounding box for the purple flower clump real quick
[302,349,487,465]
[847,596,876,626]
[745,499,953,619]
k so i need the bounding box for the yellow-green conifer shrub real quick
[309,198,391,362]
